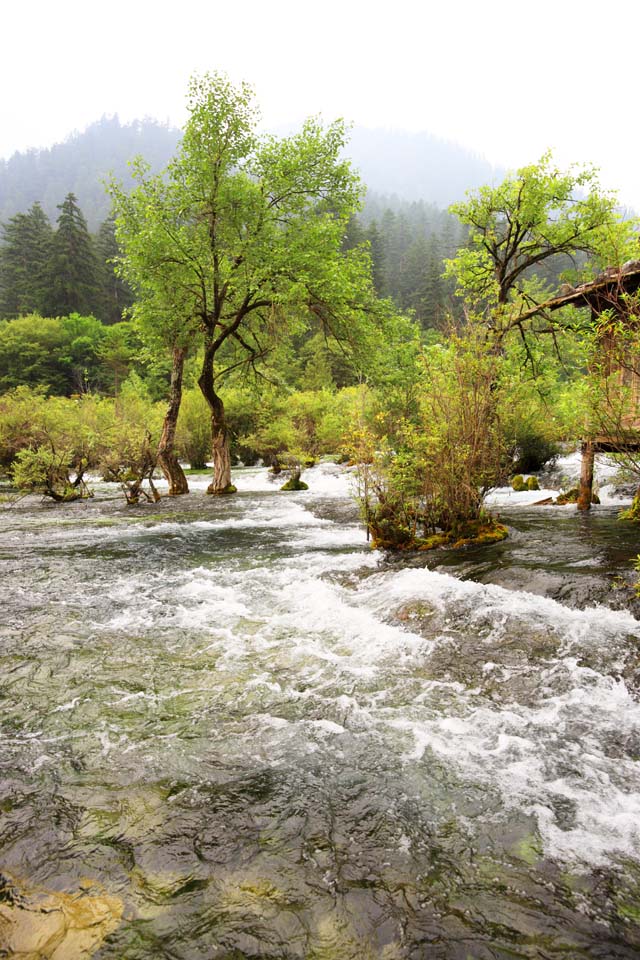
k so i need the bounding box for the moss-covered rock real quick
[281,476,308,491]
[370,516,508,552]
[526,476,540,490]
[511,474,526,491]
[208,482,238,496]
[556,487,600,506]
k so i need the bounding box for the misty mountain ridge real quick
[0,116,504,230]
[348,126,504,206]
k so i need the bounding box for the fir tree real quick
[94,216,132,324]
[49,193,100,316]
[365,221,386,296]
[0,202,53,317]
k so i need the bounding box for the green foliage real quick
[12,445,92,502]
[238,385,372,467]
[94,217,133,324]
[0,193,132,325]
[96,321,139,395]
[49,193,101,317]
[0,202,53,317]
[175,388,211,469]
[620,494,640,522]
[0,383,163,503]
[0,313,136,395]
[363,326,511,549]
[357,198,465,329]
[280,474,309,491]
[498,324,591,464]
[0,315,75,394]
[446,152,636,320]
[100,377,164,503]
[512,432,559,473]
[112,80,377,386]
[5,390,112,499]
[0,386,48,471]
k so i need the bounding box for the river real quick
[1,463,640,958]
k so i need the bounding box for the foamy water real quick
[2,463,640,955]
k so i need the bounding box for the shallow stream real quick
[2,464,640,958]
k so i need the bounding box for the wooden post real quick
[577,441,595,511]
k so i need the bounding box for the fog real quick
[3,0,639,208]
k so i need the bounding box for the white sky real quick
[3,0,640,207]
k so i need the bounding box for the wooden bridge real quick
[520,262,640,509]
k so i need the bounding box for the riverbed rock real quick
[0,872,123,959]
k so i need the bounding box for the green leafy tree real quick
[112,72,378,496]
[0,312,114,395]
[101,375,164,503]
[108,168,199,494]
[96,321,137,395]
[445,152,637,337]
[6,391,113,501]
[0,316,69,393]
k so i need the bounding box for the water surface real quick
[1,466,640,958]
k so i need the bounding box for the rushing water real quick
[2,464,640,958]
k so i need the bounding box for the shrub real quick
[362,328,511,549]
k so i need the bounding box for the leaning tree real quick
[111,72,377,495]
[445,151,637,345]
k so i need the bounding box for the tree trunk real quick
[157,345,189,496]
[198,345,235,495]
[208,392,234,494]
[577,441,595,511]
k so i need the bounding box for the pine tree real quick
[49,193,100,316]
[0,202,53,317]
[94,216,132,324]
[398,234,432,325]
[365,221,386,296]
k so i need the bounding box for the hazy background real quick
[2,0,638,207]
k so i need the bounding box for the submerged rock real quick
[0,872,123,958]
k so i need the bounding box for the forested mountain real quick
[0,117,181,230]
[0,117,502,230]
[0,116,498,329]
[348,196,468,328]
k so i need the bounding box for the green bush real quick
[513,431,559,473]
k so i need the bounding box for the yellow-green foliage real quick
[100,376,164,499]
[1,387,112,469]
[238,385,373,465]
[1,381,163,500]
[364,327,511,550]
[175,387,211,469]
[620,493,640,522]
[5,389,113,499]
